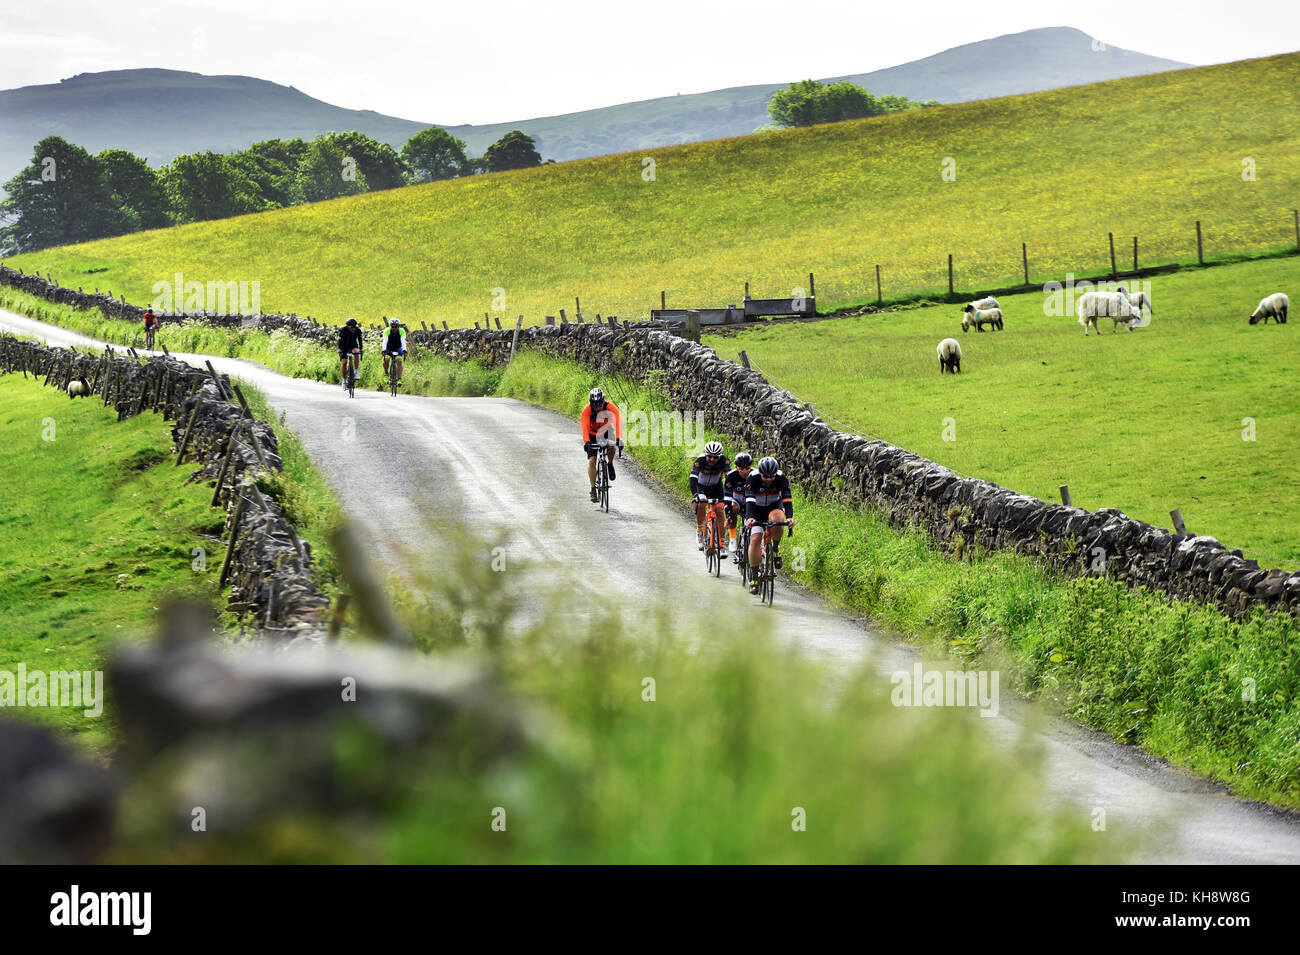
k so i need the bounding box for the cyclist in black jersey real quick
[338,318,363,389]
[745,455,795,594]
[723,452,754,562]
[690,441,730,552]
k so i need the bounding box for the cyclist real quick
[745,455,795,594]
[581,387,622,503]
[143,307,158,346]
[723,452,753,562]
[690,440,730,551]
[380,317,407,385]
[338,318,363,388]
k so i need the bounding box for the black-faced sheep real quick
[938,338,962,373]
[67,377,91,398]
[962,304,1003,333]
[1077,290,1140,335]
[1249,292,1289,325]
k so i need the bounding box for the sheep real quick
[1077,290,1139,335]
[1249,292,1289,325]
[67,376,91,398]
[937,338,962,373]
[962,304,1003,333]
[970,296,1000,310]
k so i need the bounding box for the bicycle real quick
[385,351,401,397]
[144,325,156,350]
[344,352,359,398]
[735,516,753,588]
[751,520,793,606]
[592,438,622,513]
[701,498,728,577]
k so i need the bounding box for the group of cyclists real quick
[338,317,408,391]
[581,387,794,596]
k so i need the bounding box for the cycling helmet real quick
[589,387,605,404]
[389,317,400,325]
[704,441,723,457]
[346,318,358,326]
[758,456,779,477]
[734,452,753,468]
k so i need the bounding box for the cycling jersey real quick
[690,454,730,500]
[581,401,622,445]
[143,311,158,327]
[745,471,793,521]
[724,467,751,508]
[338,325,363,353]
[382,326,406,353]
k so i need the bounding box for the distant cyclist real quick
[380,317,406,385]
[143,307,158,346]
[723,452,753,561]
[581,387,622,503]
[338,318,363,388]
[745,455,794,594]
[690,441,730,551]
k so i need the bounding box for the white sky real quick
[2,0,1298,125]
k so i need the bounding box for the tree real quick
[231,138,308,208]
[97,148,169,232]
[161,151,268,223]
[0,137,125,253]
[400,126,470,183]
[482,130,543,173]
[767,79,937,128]
[326,131,409,191]
[291,136,368,204]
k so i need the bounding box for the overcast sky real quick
[3,1,1298,124]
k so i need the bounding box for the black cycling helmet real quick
[346,317,358,326]
[734,452,753,468]
[758,456,779,477]
[589,387,605,405]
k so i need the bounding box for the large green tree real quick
[0,137,125,253]
[400,126,471,183]
[767,79,938,128]
[97,148,169,232]
[291,136,369,204]
[231,138,308,208]
[161,151,268,223]
[326,131,409,191]
[482,130,543,173]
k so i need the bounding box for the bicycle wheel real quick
[705,522,716,575]
[389,363,398,397]
[599,459,610,513]
[763,547,776,605]
[711,514,722,578]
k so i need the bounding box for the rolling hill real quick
[6,51,1295,329]
[0,26,1188,187]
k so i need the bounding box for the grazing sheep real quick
[971,296,1000,310]
[67,377,91,398]
[1249,292,1289,325]
[1077,290,1139,335]
[937,338,962,373]
[962,304,1003,333]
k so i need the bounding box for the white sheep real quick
[937,338,962,373]
[1249,292,1289,325]
[971,296,1000,310]
[962,304,1003,333]
[1077,290,1139,335]
[67,376,91,398]
[1124,289,1152,323]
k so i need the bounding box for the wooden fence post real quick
[808,272,815,300]
[176,399,203,465]
[1108,232,1117,277]
[510,315,523,361]
[1196,221,1204,265]
[545,316,555,326]
[947,254,954,296]
[442,321,449,330]
[1132,235,1138,271]
[1059,485,1072,507]
[876,265,882,304]
[738,350,750,369]
[1294,210,1299,251]
[660,290,666,311]
[494,317,502,330]
[218,492,247,589]
[1022,242,1029,285]
[1171,508,1188,535]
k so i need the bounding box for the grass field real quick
[714,255,1300,564]
[4,53,1299,327]
[0,375,219,752]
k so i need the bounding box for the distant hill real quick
[0,26,1189,187]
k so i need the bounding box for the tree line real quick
[0,126,547,254]
[765,79,938,129]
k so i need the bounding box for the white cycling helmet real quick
[758,456,779,477]
[704,441,723,457]
[389,317,400,325]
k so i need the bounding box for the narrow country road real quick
[5,306,1300,864]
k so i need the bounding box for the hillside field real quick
[716,255,1300,564]
[5,53,1299,328]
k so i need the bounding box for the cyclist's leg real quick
[396,351,404,380]
[586,442,599,499]
[767,508,787,567]
[747,518,764,572]
[605,443,616,480]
